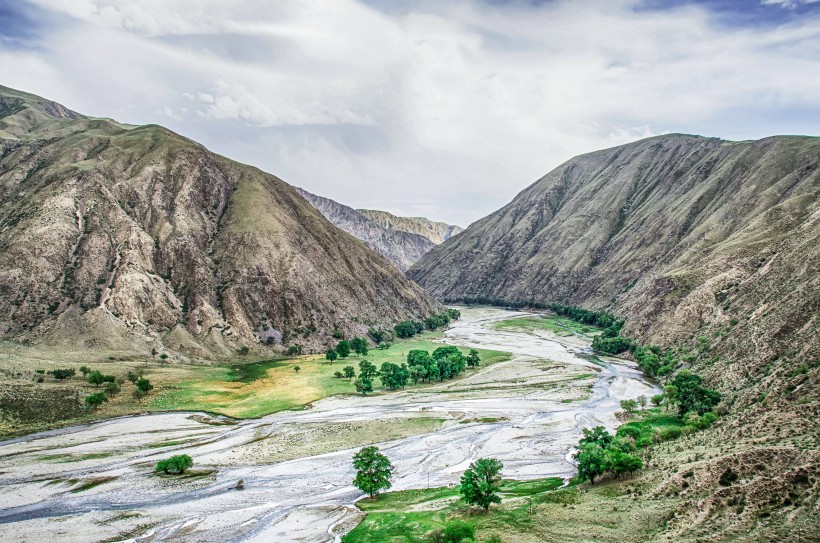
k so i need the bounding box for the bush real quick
[659,427,682,441]
[49,368,76,380]
[156,454,193,475]
[429,520,475,542]
[105,382,121,395]
[84,392,108,409]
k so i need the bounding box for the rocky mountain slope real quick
[410,133,820,538]
[0,85,441,357]
[356,209,463,245]
[296,188,461,271]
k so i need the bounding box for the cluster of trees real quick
[326,336,370,363]
[351,446,503,514]
[549,303,624,336]
[574,426,643,484]
[405,347,480,385]
[394,309,462,339]
[78,366,154,409]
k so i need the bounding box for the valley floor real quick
[0,308,657,542]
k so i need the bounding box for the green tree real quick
[575,443,606,484]
[459,457,503,512]
[467,349,481,368]
[379,362,409,390]
[336,340,351,359]
[87,370,106,387]
[393,321,417,338]
[604,449,643,478]
[237,346,250,356]
[368,328,385,344]
[156,454,193,475]
[325,349,338,364]
[49,368,75,380]
[355,376,373,394]
[343,366,356,380]
[126,370,140,383]
[159,353,169,361]
[651,393,664,407]
[105,382,120,395]
[352,446,393,498]
[135,378,153,395]
[294,365,301,373]
[287,345,302,356]
[79,365,91,376]
[637,395,647,409]
[350,337,368,356]
[359,360,378,380]
[620,399,639,415]
[670,370,721,417]
[151,347,158,359]
[84,392,108,409]
[579,426,613,448]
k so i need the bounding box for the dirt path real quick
[0,308,657,542]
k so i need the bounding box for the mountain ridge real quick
[0,85,442,357]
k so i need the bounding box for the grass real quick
[491,315,601,337]
[151,331,511,419]
[343,478,564,543]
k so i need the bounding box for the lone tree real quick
[87,370,106,387]
[49,368,75,380]
[326,348,338,364]
[343,366,356,380]
[156,454,193,475]
[84,392,108,409]
[467,349,481,368]
[670,370,721,417]
[359,360,378,380]
[135,378,153,397]
[352,446,393,498]
[460,458,503,512]
[294,365,301,373]
[620,399,639,416]
[151,347,158,359]
[336,340,351,359]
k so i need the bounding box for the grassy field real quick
[151,331,511,418]
[491,315,601,337]
[343,478,566,543]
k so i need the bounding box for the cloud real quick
[4,0,820,225]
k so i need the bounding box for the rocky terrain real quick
[0,85,441,358]
[410,133,820,538]
[356,209,463,245]
[296,188,461,271]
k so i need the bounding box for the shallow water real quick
[0,307,657,542]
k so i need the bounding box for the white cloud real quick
[7,0,820,225]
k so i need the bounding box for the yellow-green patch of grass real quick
[151,332,510,419]
[71,476,116,493]
[492,316,601,337]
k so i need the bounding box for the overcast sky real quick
[2,0,819,225]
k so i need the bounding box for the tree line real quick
[393,308,461,339]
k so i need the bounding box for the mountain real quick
[295,188,461,271]
[410,134,820,536]
[0,85,441,357]
[356,209,463,245]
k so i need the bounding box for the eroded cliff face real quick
[295,188,445,272]
[356,209,463,245]
[0,85,441,357]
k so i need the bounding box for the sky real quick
[1,0,819,226]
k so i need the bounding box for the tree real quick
[355,376,373,394]
[575,443,606,484]
[151,347,158,359]
[79,366,91,377]
[237,346,250,356]
[432,346,460,360]
[368,328,385,344]
[159,353,169,361]
[394,321,417,338]
[127,370,141,383]
[49,368,75,380]
[156,454,193,475]
[467,349,481,368]
[325,349,338,364]
[294,365,301,373]
[359,360,378,380]
[351,337,368,356]
[651,393,664,407]
[343,366,356,380]
[579,426,613,448]
[379,362,408,390]
[459,457,503,512]
[135,378,153,395]
[87,370,106,387]
[670,370,721,417]
[84,392,108,409]
[336,340,351,359]
[604,449,643,478]
[620,399,639,416]
[287,345,302,356]
[352,446,393,498]
[105,382,120,395]
[637,395,647,409]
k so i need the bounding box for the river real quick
[0,307,657,542]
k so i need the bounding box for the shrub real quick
[105,382,121,395]
[429,520,475,542]
[659,427,682,441]
[156,454,193,475]
[49,368,76,380]
[84,392,108,409]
